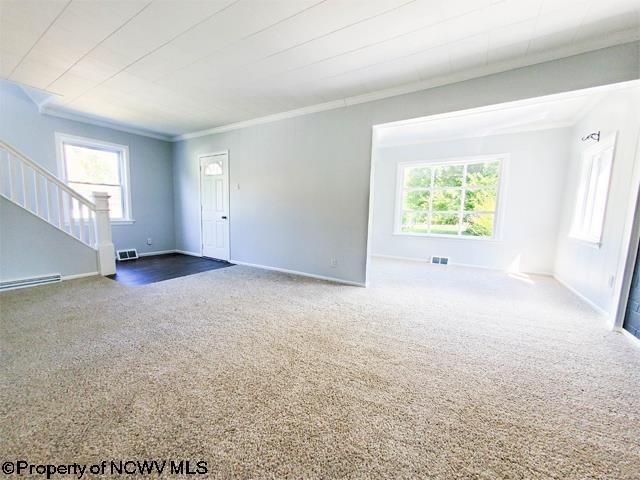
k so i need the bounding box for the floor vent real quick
[116,249,139,261]
[431,256,449,265]
[0,274,62,291]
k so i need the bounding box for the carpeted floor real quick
[1,258,639,479]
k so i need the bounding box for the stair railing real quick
[0,139,115,276]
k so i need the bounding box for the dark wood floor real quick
[108,253,233,286]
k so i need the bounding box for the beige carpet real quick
[1,258,639,479]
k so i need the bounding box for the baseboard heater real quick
[0,274,62,291]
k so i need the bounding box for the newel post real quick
[92,192,116,276]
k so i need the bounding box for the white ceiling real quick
[374,91,605,146]
[1,0,639,139]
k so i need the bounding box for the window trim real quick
[55,132,133,224]
[393,154,509,240]
[568,132,617,247]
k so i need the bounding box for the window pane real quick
[403,190,430,210]
[570,143,614,241]
[464,188,497,211]
[462,213,494,237]
[204,160,223,176]
[401,211,429,234]
[432,189,461,211]
[466,161,500,187]
[434,165,463,187]
[403,166,431,188]
[592,149,613,231]
[430,213,459,235]
[64,144,120,184]
[68,182,124,220]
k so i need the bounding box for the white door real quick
[200,153,229,261]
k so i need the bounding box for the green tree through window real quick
[398,158,501,237]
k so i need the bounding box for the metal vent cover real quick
[116,249,138,261]
[431,256,449,265]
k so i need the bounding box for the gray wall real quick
[173,42,640,285]
[1,197,98,280]
[555,87,640,314]
[371,128,572,274]
[0,81,175,257]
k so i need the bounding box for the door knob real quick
[221,216,227,219]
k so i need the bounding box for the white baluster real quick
[78,202,86,244]
[93,192,115,276]
[45,180,51,222]
[57,185,64,229]
[7,154,15,200]
[88,210,96,247]
[67,193,75,236]
[34,172,41,217]
[20,162,27,209]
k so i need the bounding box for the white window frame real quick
[55,133,133,224]
[569,132,617,247]
[393,154,508,240]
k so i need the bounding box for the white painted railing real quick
[0,139,115,275]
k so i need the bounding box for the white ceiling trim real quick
[375,120,578,149]
[171,29,640,142]
[373,81,640,143]
[39,106,173,142]
[29,29,638,144]
[18,84,61,111]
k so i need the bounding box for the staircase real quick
[0,139,116,279]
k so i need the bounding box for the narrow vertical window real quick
[570,133,616,245]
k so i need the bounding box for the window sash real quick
[570,136,615,244]
[396,157,503,238]
[56,133,131,222]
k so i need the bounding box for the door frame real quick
[611,131,640,333]
[198,150,230,259]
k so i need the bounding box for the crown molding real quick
[376,120,578,149]
[19,30,637,144]
[6,79,173,141]
[173,99,348,141]
[171,29,640,142]
[18,84,61,111]
[39,106,173,142]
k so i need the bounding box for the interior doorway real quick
[200,151,230,261]
[364,80,640,345]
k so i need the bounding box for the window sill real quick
[111,219,136,225]
[393,231,501,242]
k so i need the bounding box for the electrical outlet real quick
[330,257,338,268]
[147,238,152,245]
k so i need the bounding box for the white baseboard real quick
[371,254,553,275]
[371,254,430,263]
[230,259,366,287]
[553,274,608,317]
[138,249,176,257]
[62,271,99,281]
[175,249,202,257]
[133,249,202,258]
[621,328,640,348]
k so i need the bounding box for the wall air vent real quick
[431,256,449,265]
[0,274,61,291]
[116,249,138,261]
